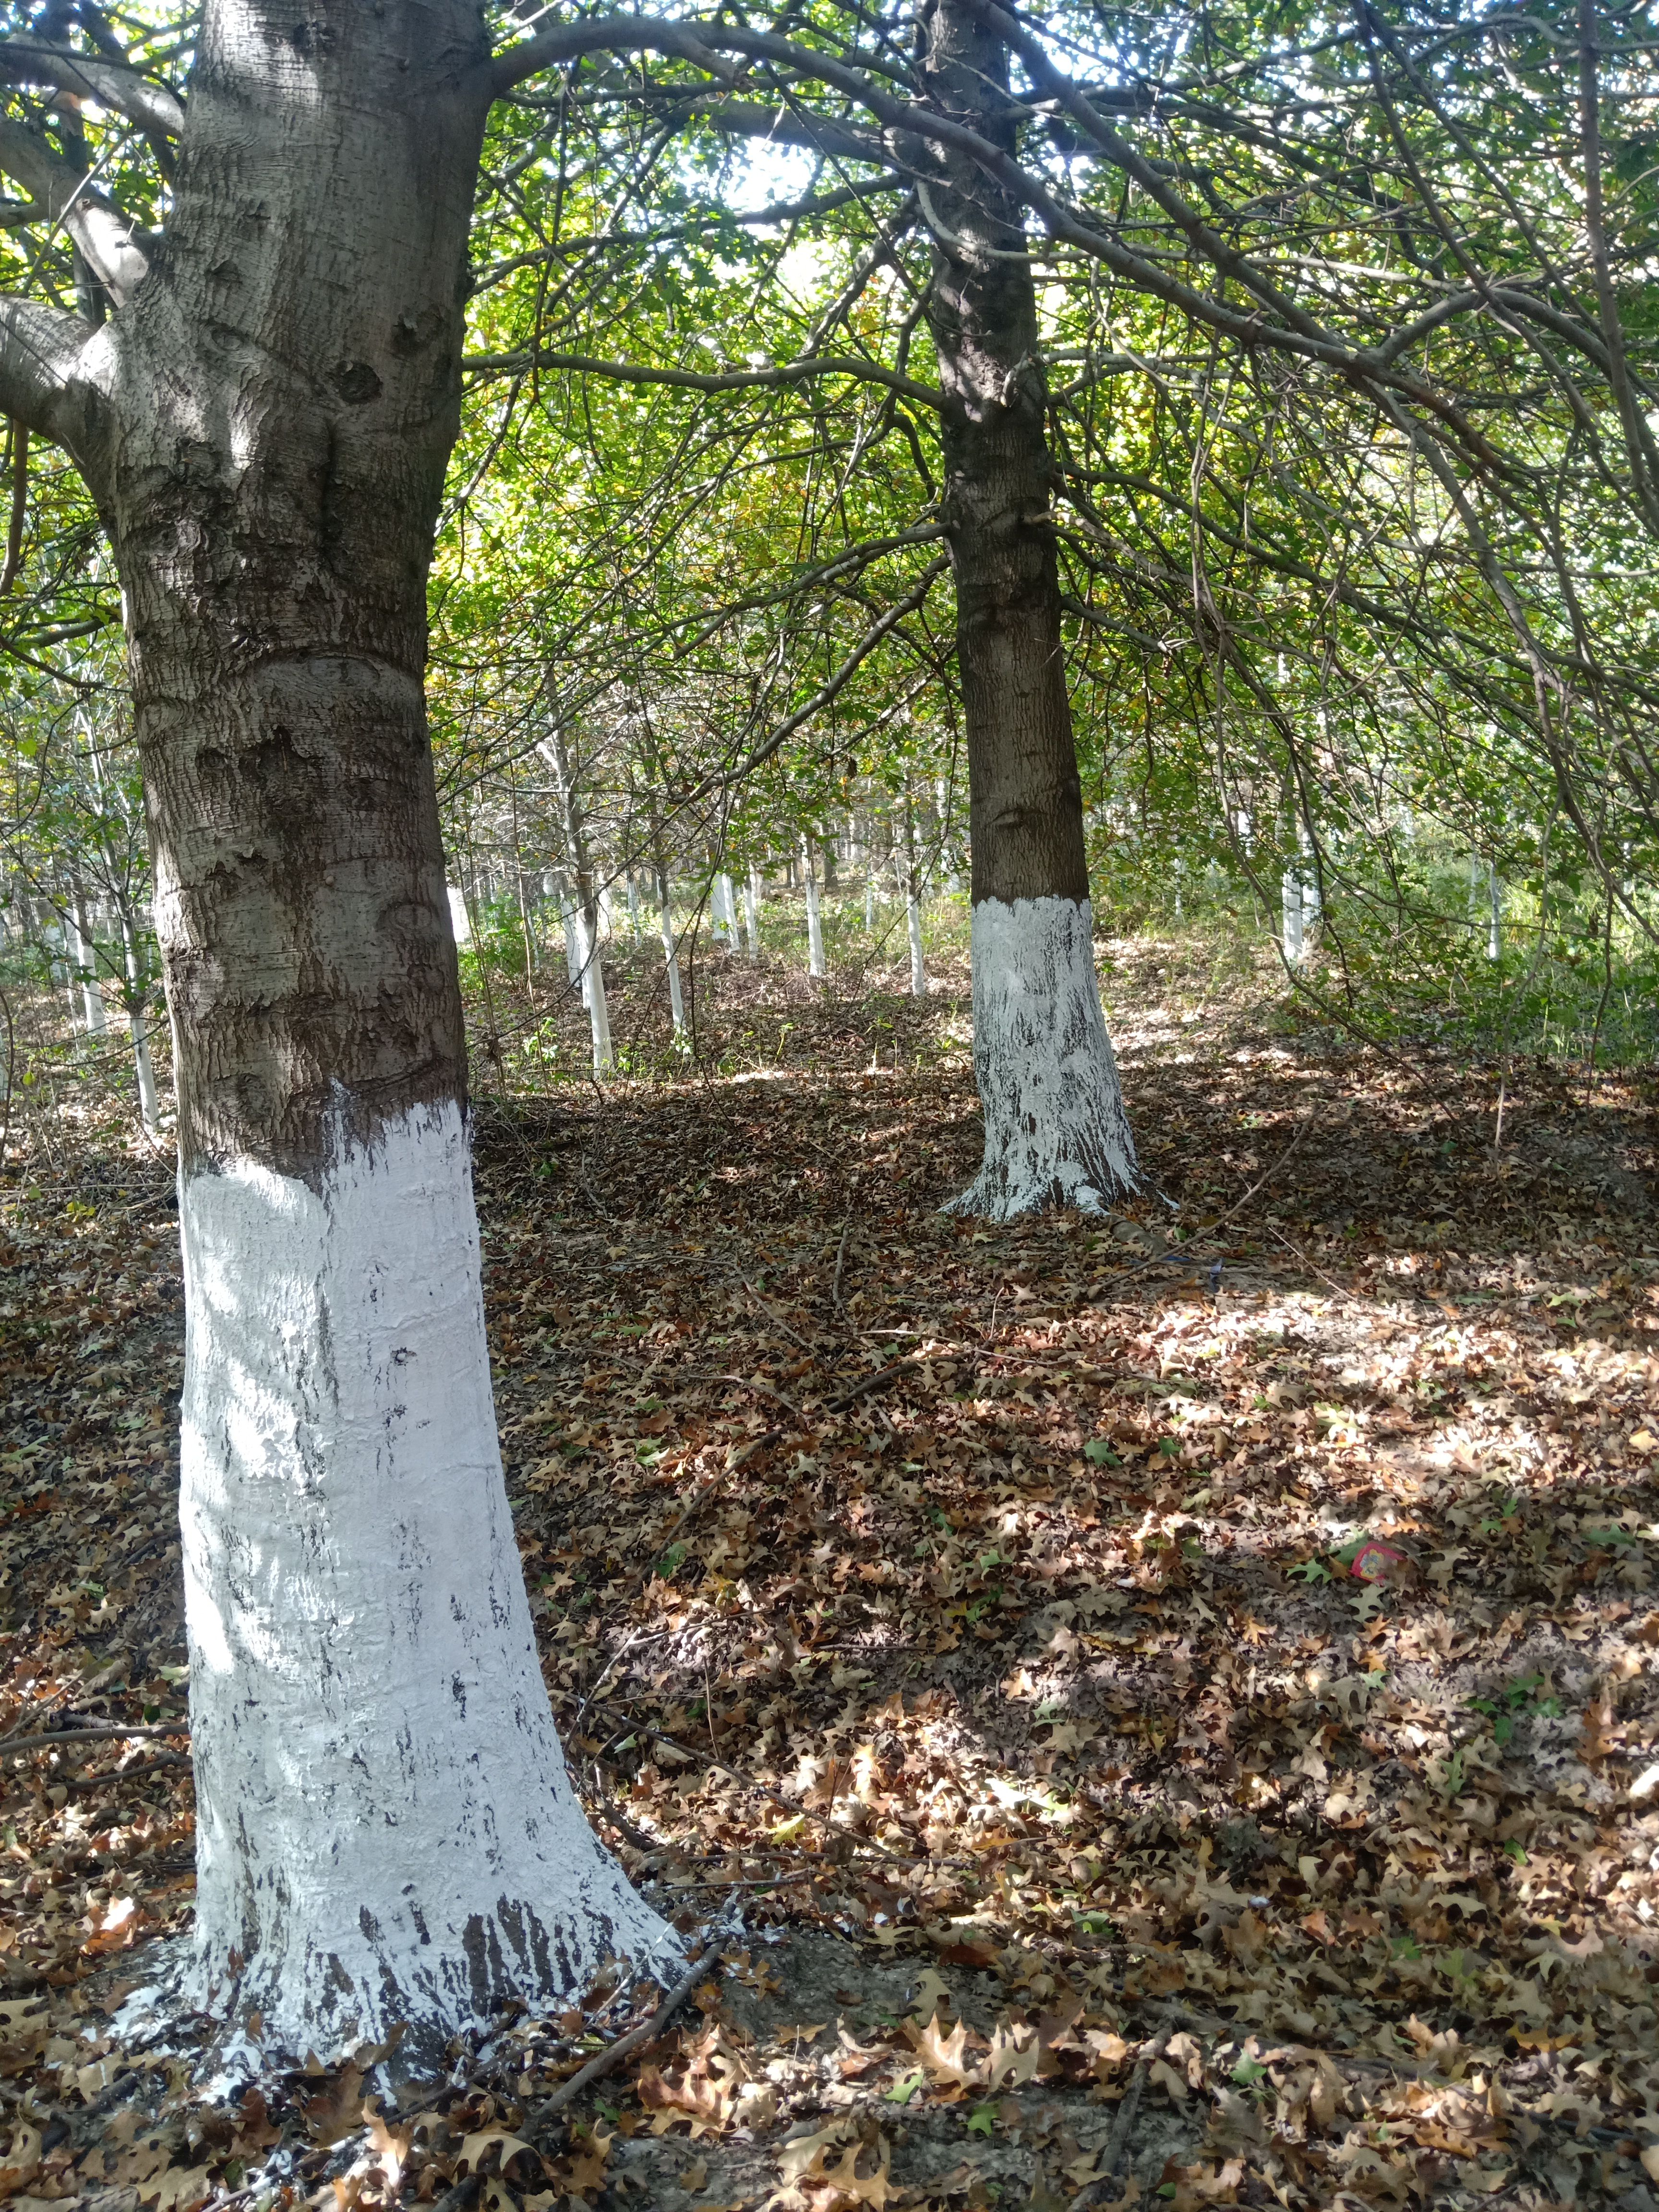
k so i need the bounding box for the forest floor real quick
[0,924,1658,2212]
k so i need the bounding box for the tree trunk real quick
[67,881,106,1037]
[10,0,670,2060]
[919,0,1137,1218]
[744,866,762,957]
[802,835,826,978]
[542,723,613,1073]
[114,894,158,1130]
[904,789,927,998]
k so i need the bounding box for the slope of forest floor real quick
[0,929,1657,2212]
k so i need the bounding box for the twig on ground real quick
[63,1754,188,1790]
[0,1721,187,1754]
[823,1356,924,1412]
[526,1942,717,2138]
[714,1372,801,1416]
[742,1278,821,1353]
[831,1188,858,1313]
[1090,2014,1178,2201]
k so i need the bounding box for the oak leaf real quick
[906,2011,985,2090]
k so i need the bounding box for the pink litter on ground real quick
[1350,1540,1407,1582]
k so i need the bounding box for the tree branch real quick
[0,37,184,139]
[462,346,943,412]
[0,293,89,440]
[702,553,950,793]
[491,16,739,98]
[0,116,149,305]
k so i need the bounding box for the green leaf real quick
[966,2104,997,2137]
[1083,1439,1119,1465]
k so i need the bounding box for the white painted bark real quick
[908,891,926,997]
[802,837,825,979]
[571,907,613,1073]
[625,871,640,939]
[658,882,686,1034]
[864,877,876,932]
[446,886,472,949]
[714,872,738,950]
[180,1100,673,2056]
[947,896,1137,1219]
[1280,870,1304,964]
[1488,862,1503,961]
[743,868,761,957]
[67,901,107,1035]
[119,905,159,1130]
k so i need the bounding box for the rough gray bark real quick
[915,0,1139,1213]
[917,0,1089,913]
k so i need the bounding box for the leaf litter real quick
[0,934,1656,2208]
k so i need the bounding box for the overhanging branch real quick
[0,37,184,139]
[463,346,944,412]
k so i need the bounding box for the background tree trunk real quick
[920,0,1138,1218]
[40,0,671,2059]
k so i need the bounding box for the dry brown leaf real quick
[985,2020,1040,2093]
[0,2125,40,2200]
[775,2121,893,2209]
[907,2011,986,2089]
[455,2128,538,2177]
[300,2061,365,2146]
[639,2022,772,2138]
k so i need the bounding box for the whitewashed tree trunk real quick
[712,869,738,950]
[864,875,876,932]
[67,890,106,1036]
[922,0,1138,1217]
[117,901,159,1130]
[0,0,673,2057]
[569,903,613,1073]
[626,869,640,938]
[1281,829,1319,964]
[743,867,761,956]
[946,899,1137,1218]
[658,874,687,1034]
[1281,869,1305,963]
[182,1100,661,2053]
[802,836,826,978]
[903,791,926,996]
[1488,861,1503,960]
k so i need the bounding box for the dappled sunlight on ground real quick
[0,929,1656,2203]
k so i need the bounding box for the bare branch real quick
[0,36,184,139]
[462,346,944,412]
[0,116,149,305]
[0,293,89,440]
[491,15,738,98]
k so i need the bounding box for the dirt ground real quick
[1,927,1657,2210]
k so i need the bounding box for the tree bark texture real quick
[918,0,1138,1216]
[0,0,672,2057]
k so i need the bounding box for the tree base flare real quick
[946,895,1138,1220]
[178,1099,676,2060]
